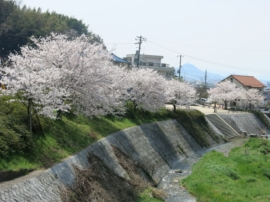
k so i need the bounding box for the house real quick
[222,75,265,92]
[222,75,265,108]
[111,54,129,67]
[123,54,175,80]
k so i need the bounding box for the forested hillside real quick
[0,0,103,57]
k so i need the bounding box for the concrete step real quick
[206,114,240,139]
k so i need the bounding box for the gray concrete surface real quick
[0,110,265,201]
[0,119,222,202]
[218,113,270,136]
[190,105,249,115]
[165,104,250,115]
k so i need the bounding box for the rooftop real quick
[224,75,265,88]
[111,54,128,63]
[126,54,164,59]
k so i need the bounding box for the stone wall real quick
[0,119,229,201]
[2,112,269,202]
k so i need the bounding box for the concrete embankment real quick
[0,119,217,201]
[218,113,270,135]
[0,112,268,202]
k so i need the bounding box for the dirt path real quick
[207,137,249,156]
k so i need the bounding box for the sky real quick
[22,0,270,82]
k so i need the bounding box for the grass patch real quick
[0,97,184,171]
[136,187,165,202]
[182,138,270,202]
[0,96,217,172]
[174,110,218,147]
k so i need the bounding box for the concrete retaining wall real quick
[0,115,260,202]
[218,114,270,135]
[0,119,214,202]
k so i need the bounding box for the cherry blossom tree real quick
[123,68,167,112]
[242,88,264,110]
[207,87,220,112]
[207,80,239,110]
[0,33,127,131]
[166,79,197,112]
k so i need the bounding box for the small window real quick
[149,62,154,66]
[140,62,146,66]
[230,78,233,83]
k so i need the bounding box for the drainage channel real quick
[158,137,249,202]
[158,153,202,202]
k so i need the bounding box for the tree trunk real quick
[56,110,62,120]
[224,101,228,110]
[132,101,137,111]
[27,99,32,132]
[173,104,176,112]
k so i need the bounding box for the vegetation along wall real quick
[0,117,222,201]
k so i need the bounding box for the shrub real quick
[0,120,33,158]
[174,109,217,147]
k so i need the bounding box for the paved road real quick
[191,105,250,115]
[166,104,250,115]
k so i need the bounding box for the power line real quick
[135,36,146,67]
[205,70,207,89]
[148,39,270,52]
[147,40,270,73]
[105,43,134,45]
[177,55,183,79]
[181,70,221,82]
[108,38,270,75]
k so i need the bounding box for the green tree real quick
[0,1,104,57]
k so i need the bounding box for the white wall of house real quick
[140,55,162,63]
[125,54,174,80]
[225,76,264,94]
[225,77,243,88]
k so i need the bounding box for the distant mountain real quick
[175,63,225,84]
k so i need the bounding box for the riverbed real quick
[158,137,249,202]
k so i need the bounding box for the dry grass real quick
[151,188,166,200]
[61,146,162,202]
[61,154,137,202]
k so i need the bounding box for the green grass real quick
[0,97,180,171]
[174,110,219,147]
[182,138,270,202]
[136,187,164,202]
[0,96,217,172]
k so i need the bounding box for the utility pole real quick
[135,36,146,67]
[205,70,207,90]
[177,55,183,80]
